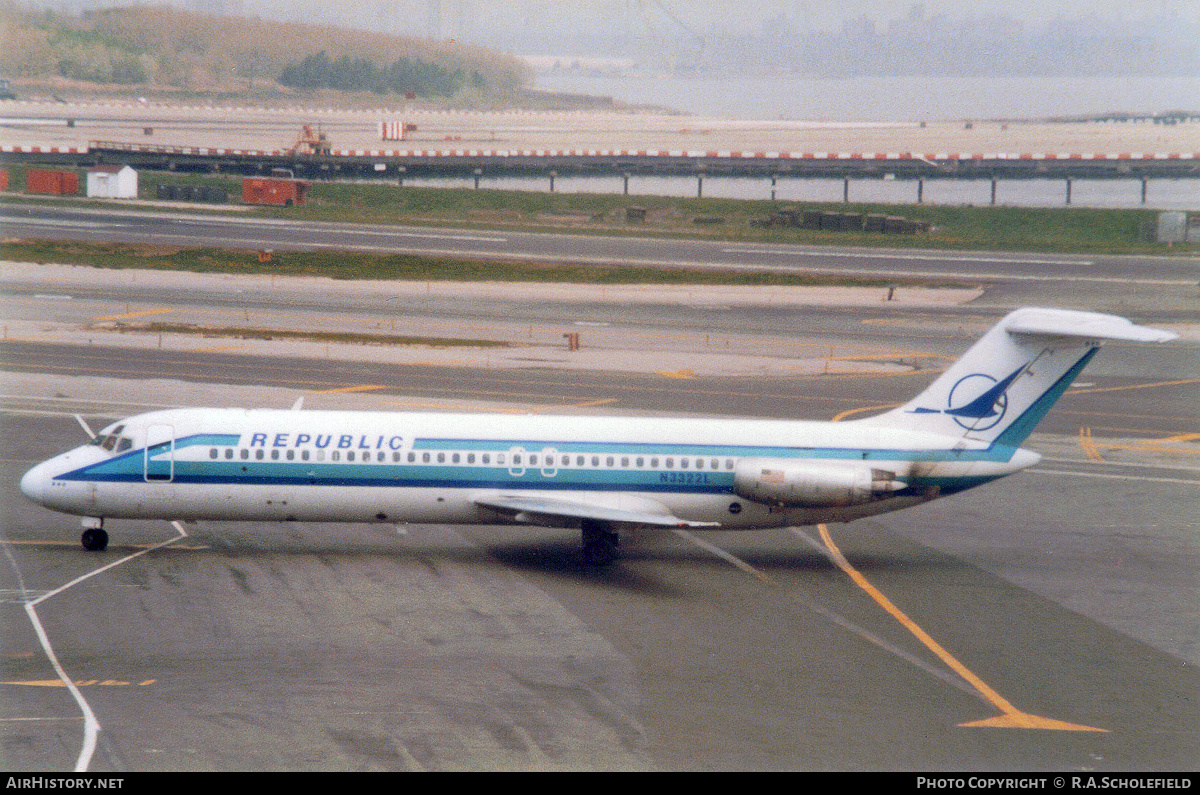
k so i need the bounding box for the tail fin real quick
[859,308,1176,447]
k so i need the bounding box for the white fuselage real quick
[19,406,1038,531]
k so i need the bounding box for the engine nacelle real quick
[733,458,904,507]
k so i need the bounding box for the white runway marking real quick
[4,520,190,771]
[1028,468,1200,486]
[670,527,986,700]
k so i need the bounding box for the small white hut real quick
[86,165,138,199]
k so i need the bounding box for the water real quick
[534,73,1200,123]
[410,72,1200,209]
[390,173,1199,210]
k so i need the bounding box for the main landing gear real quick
[80,518,108,551]
[581,520,619,567]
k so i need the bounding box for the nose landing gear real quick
[81,518,108,551]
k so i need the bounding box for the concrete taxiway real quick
[1,366,1197,771]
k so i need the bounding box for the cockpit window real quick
[91,425,130,454]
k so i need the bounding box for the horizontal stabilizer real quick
[1004,308,1178,343]
[474,494,719,529]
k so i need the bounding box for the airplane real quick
[19,307,1177,566]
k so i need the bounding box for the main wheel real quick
[81,528,108,552]
[581,521,619,567]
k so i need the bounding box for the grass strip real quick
[116,322,511,348]
[3,168,1193,256]
[2,239,963,287]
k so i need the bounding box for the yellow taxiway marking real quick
[92,308,174,322]
[811,523,1107,732]
[1079,427,1106,462]
[310,384,388,395]
[193,344,248,353]
[827,352,956,363]
[1066,377,1200,396]
[1158,432,1200,443]
[383,400,527,415]
[1078,427,1200,460]
[3,679,156,688]
[657,369,695,379]
[830,403,902,423]
[560,398,619,409]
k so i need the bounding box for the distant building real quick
[86,165,138,199]
[242,177,310,207]
[26,169,79,196]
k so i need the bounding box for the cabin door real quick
[144,424,175,482]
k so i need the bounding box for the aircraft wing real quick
[472,494,720,529]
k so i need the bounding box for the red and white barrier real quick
[4,142,1196,162]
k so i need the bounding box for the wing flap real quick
[473,494,719,529]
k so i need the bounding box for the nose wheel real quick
[81,524,108,551]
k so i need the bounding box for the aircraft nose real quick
[20,462,49,504]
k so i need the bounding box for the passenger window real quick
[378,452,386,462]
[680,458,688,469]
[393,452,401,462]
[591,456,599,467]
[348,452,356,462]
[666,458,674,469]
[529,455,538,466]
[407,452,415,463]
[316,450,324,461]
[286,450,295,461]
[256,449,265,460]
[422,452,430,463]
[482,454,491,464]
[711,458,719,470]
[577,455,585,466]
[225,448,233,459]
[468,453,476,464]
[562,455,570,466]
[240,449,249,460]
[437,453,445,463]
[302,450,310,461]
[651,457,659,468]
[606,456,614,467]
[210,448,218,459]
[271,450,280,460]
[332,451,340,462]
[636,457,644,467]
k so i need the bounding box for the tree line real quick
[279,51,485,97]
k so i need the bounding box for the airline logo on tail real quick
[909,363,1028,431]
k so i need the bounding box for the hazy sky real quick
[26,0,1200,28]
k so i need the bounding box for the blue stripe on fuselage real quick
[52,431,1025,496]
